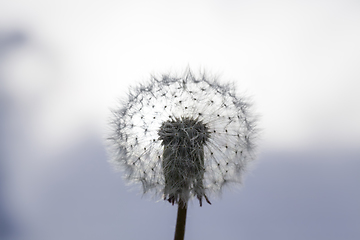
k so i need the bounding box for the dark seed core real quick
[158,117,210,146]
[158,117,211,206]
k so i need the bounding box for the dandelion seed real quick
[108,69,258,240]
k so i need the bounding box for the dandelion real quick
[108,69,258,240]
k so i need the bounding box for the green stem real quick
[174,200,187,240]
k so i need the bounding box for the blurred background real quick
[1,0,359,239]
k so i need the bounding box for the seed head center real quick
[158,117,211,205]
[158,117,210,147]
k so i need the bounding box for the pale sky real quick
[1,0,360,154]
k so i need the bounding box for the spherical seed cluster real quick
[108,70,257,205]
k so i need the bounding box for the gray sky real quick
[1,0,359,239]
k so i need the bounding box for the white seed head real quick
[108,69,258,205]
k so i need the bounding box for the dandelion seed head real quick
[108,69,258,205]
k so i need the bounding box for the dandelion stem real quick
[174,200,187,240]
